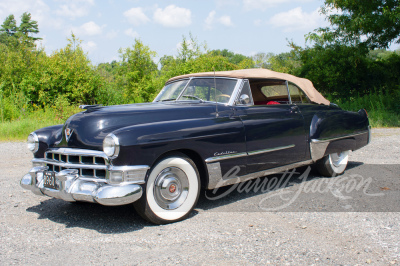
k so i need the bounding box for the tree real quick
[368,49,400,61]
[17,12,41,43]
[0,12,41,47]
[159,35,241,80]
[0,15,17,37]
[320,0,400,49]
[0,15,17,45]
[15,34,106,106]
[252,52,274,69]
[177,33,205,62]
[117,39,158,102]
[210,49,252,65]
[96,60,119,82]
[159,55,175,69]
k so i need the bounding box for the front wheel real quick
[316,150,350,177]
[134,154,200,224]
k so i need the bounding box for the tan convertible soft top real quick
[168,69,330,105]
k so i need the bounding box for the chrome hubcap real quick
[154,167,189,210]
[330,151,347,167]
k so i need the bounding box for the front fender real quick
[110,117,246,167]
[33,124,63,158]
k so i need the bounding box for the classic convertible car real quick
[21,69,370,224]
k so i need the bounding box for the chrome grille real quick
[44,148,109,179]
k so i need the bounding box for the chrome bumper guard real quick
[21,166,146,206]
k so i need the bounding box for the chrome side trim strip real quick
[206,162,223,189]
[205,152,247,163]
[311,130,369,144]
[208,159,314,189]
[205,144,296,163]
[247,144,295,156]
[310,129,369,162]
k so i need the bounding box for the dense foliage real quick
[282,42,400,100]
[320,0,400,49]
[0,2,400,140]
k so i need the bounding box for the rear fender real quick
[309,110,369,161]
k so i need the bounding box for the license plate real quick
[43,171,58,189]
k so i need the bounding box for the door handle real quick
[289,105,299,114]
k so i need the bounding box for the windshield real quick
[154,78,239,104]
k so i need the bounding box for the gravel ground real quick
[0,128,399,265]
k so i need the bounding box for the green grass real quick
[0,117,57,141]
[331,90,400,128]
[364,110,400,127]
[0,106,81,142]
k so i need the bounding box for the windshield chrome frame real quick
[176,77,194,100]
[155,77,243,106]
[153,78,191,103]
[227,78,244,106]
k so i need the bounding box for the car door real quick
[234,79,307,174]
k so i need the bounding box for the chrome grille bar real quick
[42,160,107,170]
[43,148,109,179]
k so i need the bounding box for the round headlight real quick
[103,133,120,158]
[27,132,39,153]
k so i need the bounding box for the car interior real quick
[244,79,310,106]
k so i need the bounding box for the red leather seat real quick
[254,101,280,105]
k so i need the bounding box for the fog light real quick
[109,171,124,184]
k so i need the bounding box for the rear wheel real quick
[134,153,200,224]
[316,150,350,177]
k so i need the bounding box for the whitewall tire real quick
[316,150,350,177]
[134,153,200,224]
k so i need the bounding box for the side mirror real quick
[239,94,250,105]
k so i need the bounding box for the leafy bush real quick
[330,90,400,127]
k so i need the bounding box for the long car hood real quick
[57,102,216,150]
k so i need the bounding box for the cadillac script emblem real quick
[65,128,74,142]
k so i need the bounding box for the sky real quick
[1,0,398,65]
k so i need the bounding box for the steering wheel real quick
[216,94,231,102]
[181,95,204,102]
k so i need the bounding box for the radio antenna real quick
[214,68,219,118]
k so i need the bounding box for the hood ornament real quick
[65,128,74,142]
[79,104,102,110]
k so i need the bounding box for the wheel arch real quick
[151,149,209,190]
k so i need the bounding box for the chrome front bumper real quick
[21,166,144,206]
